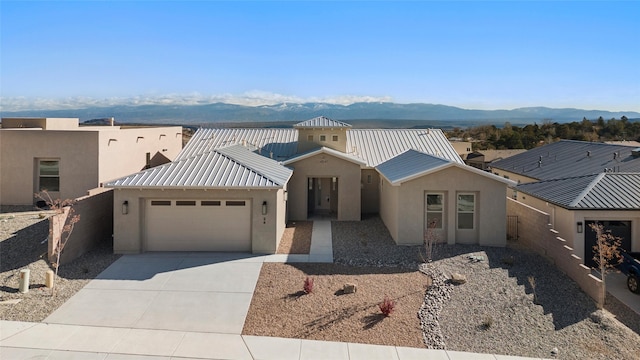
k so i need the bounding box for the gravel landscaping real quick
[276,221,312,254]
[244,216,640,360]
[0,212,121,322]
[2,211,639,359]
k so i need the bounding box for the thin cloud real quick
[0,92,394,112]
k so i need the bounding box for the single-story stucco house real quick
[106,117,514,254]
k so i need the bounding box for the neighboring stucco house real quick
[490,140,640,184]
[514,173,640,268]
[491,140,640,267]
[106,117,514,254]
[465,149,527,171]
[0,117,182,205]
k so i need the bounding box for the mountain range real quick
[1,102,638,127]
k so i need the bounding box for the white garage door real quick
[145,199,251,252]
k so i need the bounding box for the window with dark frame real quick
[38,160,60,191]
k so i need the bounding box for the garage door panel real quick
[145,199,251,252]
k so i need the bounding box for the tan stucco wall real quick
[0,130,100,204]
[296,128,348,153]
[286,153,361,221]
[2,117,79,130]
[491,168,538,184]
[361,169,380,214]
[379,177,399,241]
[381,166,508,246]
[98,127,182,184]
[112,188,284,254]
[450,141,472,157]
[0,126,182,206]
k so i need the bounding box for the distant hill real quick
[1,102,638,127]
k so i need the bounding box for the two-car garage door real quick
[145,199,251,252]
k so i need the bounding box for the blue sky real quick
[1,1,639,112]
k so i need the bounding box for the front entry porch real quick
[307,177,338,219]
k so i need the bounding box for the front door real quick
[425,193,447,244]
[307,177,337,217]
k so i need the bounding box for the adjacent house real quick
[491,140,640,267]
[106,116,515,254]
[514,173,640,267]
[0,117,182,205]
[465,149,527,171]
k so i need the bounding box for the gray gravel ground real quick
[0,212,121,322]
[332,216,640,360]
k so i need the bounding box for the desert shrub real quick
[379,296,395,317]
[303,277,314,294]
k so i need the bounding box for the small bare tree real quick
[589,222,622,308]
[422,219,440,263]
[36,191,80,296]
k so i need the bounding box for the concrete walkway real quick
[0,221,545,359]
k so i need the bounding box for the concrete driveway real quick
[45,252,264,334]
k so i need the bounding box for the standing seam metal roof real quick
[346,129,463,166]
[515,173,640,209]
[491,140,640,180]
[293,116,352,128]
[175,128,298,161]
[106,144,292,188]
[375,149,451,184]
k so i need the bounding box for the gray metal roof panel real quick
[491,140,640,180]
[293,116,352,128]
[375,149,451,184]
[347,129,463,166]
[176,128,298,161]
[106,146,292,188]
[515,173,640,209]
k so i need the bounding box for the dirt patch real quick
[242,263,429,348]
[277,221,312,254]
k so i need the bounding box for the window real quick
[320,135,326,142]
[151,200,171,206]
[201,200,221,206]
[457,193,475,229]
[307,135,313,141]
[176,200,196,206]
[426,193,444,229]
[366,174,372,184]
[38,160,60,191]
[332,135,339,141]
[226,200,246,206]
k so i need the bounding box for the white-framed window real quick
[457,193,475,229]
[320,135,326,142]
[425,193,444,229]
[38,159,60,192]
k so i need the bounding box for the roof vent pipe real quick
[614,152,617,159]
[110,117,115,126]
[587,151,591,157]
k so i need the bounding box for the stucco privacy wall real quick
[97,127,182,184]
[0,130,100,204]
[286,153,361,221]
[382,166,508,246]
[507,198,604,307]
[112,188,284,254]
[48,188,113,265]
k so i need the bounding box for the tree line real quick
[448,116,640,150]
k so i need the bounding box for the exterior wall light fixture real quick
[262,201,268,215]
[122,200,129,215]
[577,221,583,233]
